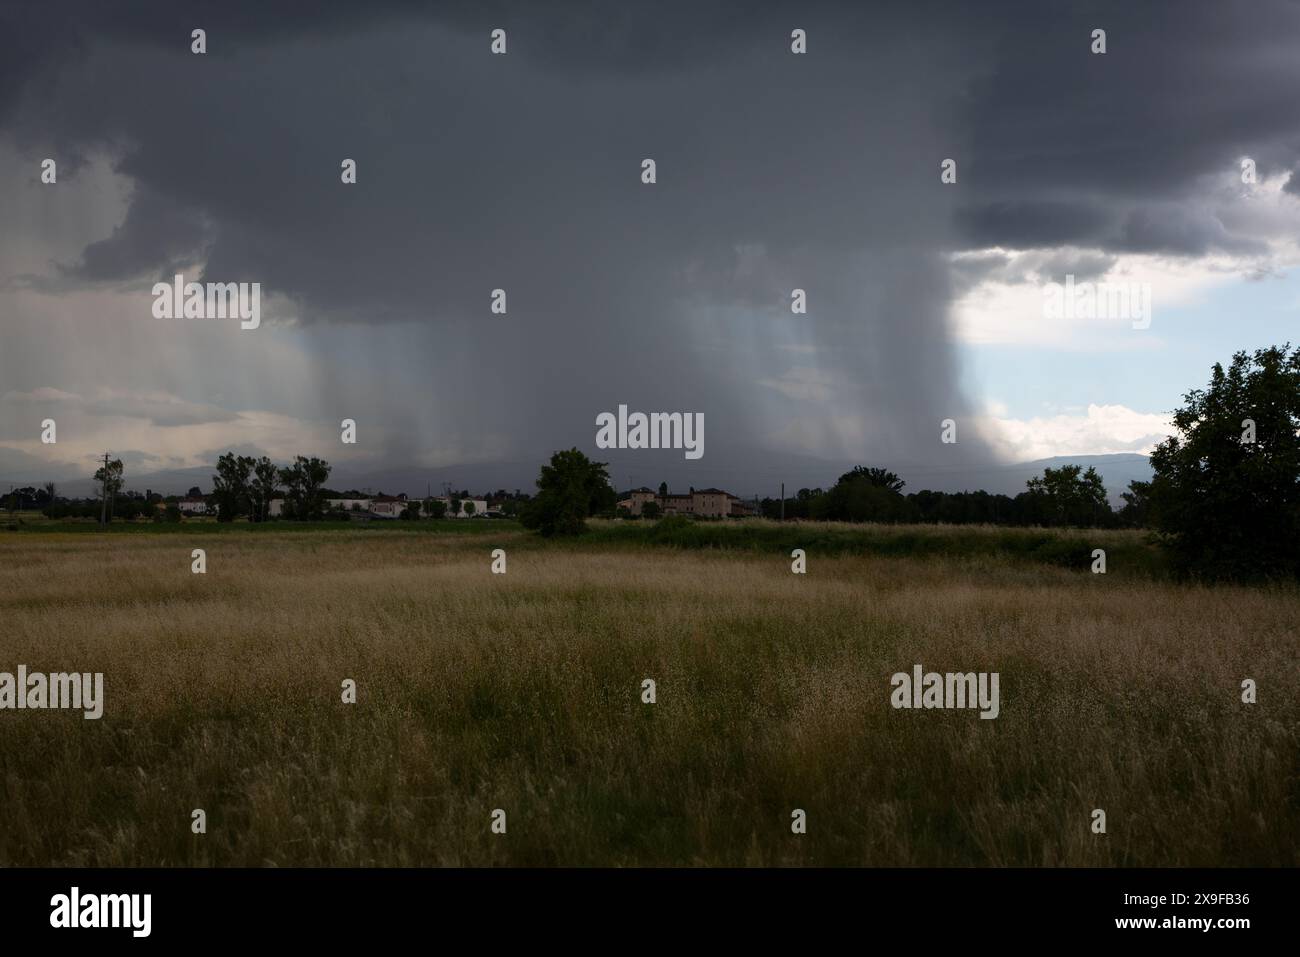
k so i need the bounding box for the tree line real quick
[19,343,1298,579]
[209,454,332,521]
[519,345,1299,580]
[755,463,1146,529]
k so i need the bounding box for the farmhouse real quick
[367,494,409,518]
[617,486,753,519]
[176,497,208,515]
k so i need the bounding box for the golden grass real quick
[1,526,1295,865]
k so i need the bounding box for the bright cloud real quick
[981,403,1173,461]
[950,170,1300,348]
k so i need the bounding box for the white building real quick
[177,497,208,515]
[264,493,489,519]
[267,497,378,517]
[368,494,409,518]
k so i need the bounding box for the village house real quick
[617,486,753,519]
[176,496,209,515]
[367,494,409,518]
[328,498,372,513]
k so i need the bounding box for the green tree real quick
[1149,344,1300,579]
[93,458,124,524]
[212,452,255,522]
[463,500,476,517]
[1024,464,1111,527]
[277,456,331,521]
[250,457,280,522]
[840,466,905,493]
[817,466,911,522]
[521,448,615,537]
[1117,480,1151,528]
[424,498,447,519]
[641,501,661,520]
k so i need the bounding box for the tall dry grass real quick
[0,526,1295,865]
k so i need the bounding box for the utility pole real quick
[780,482,785,522]
[99,452,110,525]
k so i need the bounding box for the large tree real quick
[211,453,255,522]
[1023,464,1111,528]
[815,465,911,523]
[1117,480,1151,528]
[250,457,280,522]
[277,456,331,521]
[521,448,615,536]
[93,457,124,524]
[1149,344,1300,579]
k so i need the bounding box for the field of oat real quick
[1,521,1295,866]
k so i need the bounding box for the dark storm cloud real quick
[954,199,1268,258]
[954,201,1116,252]
[68,185,210,282]
[948,248,1118,298]
[4,0,1300,485]
[950,0,1300,255]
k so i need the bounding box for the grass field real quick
[1,520,1296,866]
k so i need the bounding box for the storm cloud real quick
[3,1,1300,493]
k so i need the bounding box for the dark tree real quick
[817,466,912,523]
[521,448,615,537]
[211,453,254,522]
[1117,480,1151,528]
[94,458,124,524]
[250,457,280,522]
[277,456,331,520]
[1149,344,1300,579]
[1023,465,1112,528]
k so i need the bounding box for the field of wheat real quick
[1,522,1295,866]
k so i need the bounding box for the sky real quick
[2,0,1299,497]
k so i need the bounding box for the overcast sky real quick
[3,1,1300,496]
